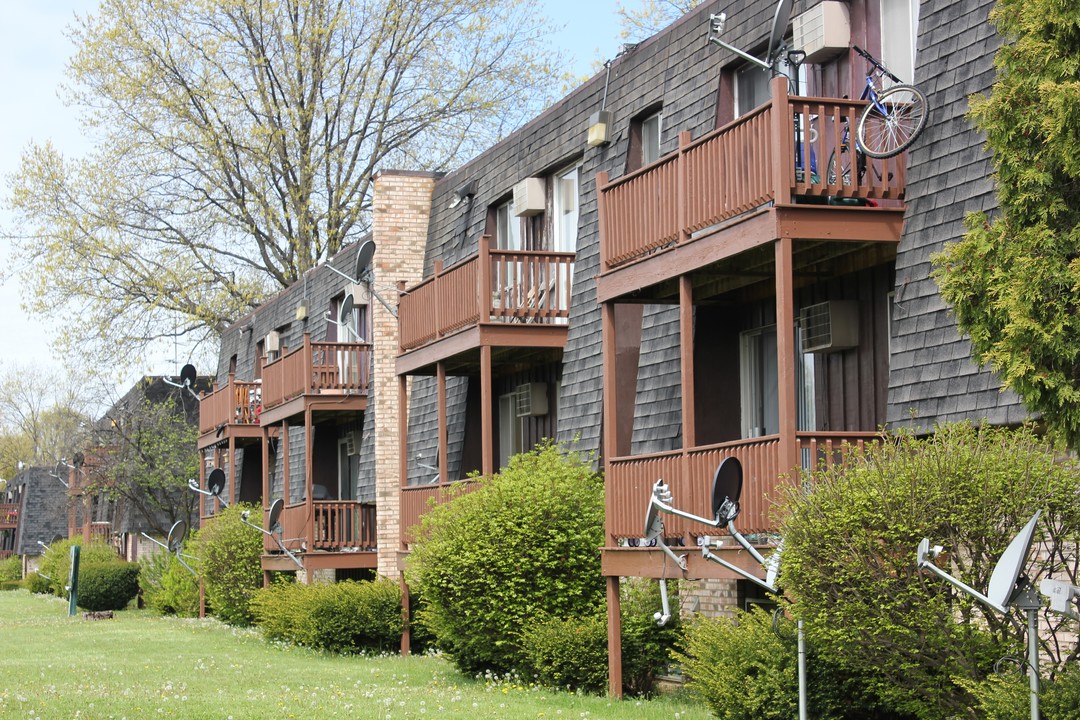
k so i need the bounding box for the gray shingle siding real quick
[13,468,69,556]
[886,0,1030,430]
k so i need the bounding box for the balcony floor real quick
[259,392,368,426]
[396,322,568,376]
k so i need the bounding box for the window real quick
[641,111,662,166]
[329,293,366,342]
[734,59,805,116]
[553,164,580,253]
[880,0,920,85]
[495,200,522,251]
[739,325,815,439]
[498,392,523,469]
[337,437,358,501]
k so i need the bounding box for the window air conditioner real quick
[793,1,850,65]
[515,382,549,417]
[345,430,362,456]
[265,330,281,353]
[512,178,545,217]
[800,301,859,353]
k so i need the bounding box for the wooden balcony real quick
[197,376,263,449]
[397,237,574,376]
[70,521,112,543]
[259,334,371,424]
[0,503,18,530]
[399,480,478,550]
[601,432,880,579]
[596,79,906,303]
[261,500,377,571]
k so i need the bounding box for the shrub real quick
[38,540,120,597]
[407,442,605,675]
[191,503,264,625]
[26,572,51,594]
[0,579,23,591]
[521,613,608,693]
[139,548,199,616]
[675,606,867,720]
[251,578,402,653]
[618,578,682,697]
[781,423,1080,719]
[0,554,21,582]
[964,663,1080,720]
[77,562,140,611]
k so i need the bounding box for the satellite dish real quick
[179,364,197,388]
[166,519,188,553]
[207,468,226,498]
[340,293,355,323]
[644,495,664,542]
[267,497,285,532]
[987,511,1041,610]
[765,0,794,65]
[711,457,743,521]
[72,452,85,467]
[354,240,376,282]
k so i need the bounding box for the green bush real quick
[191,503,264,626]
[964,663,1080,720]
[26,572,51,594]
[1044,662,1080,719]
[251,577,402,653]
[618,579,682,697]
[38,540,121,597]
[139,548,199,616]
[675,606,868,720]
[0,579,23,591]
[77,562,140,611]
[0,554,21,582]
[521,613,608,693]
[407,442,605,675]
[781,423,1080,719]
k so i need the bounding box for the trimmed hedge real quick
[77,562,140,611]
[26,572,51,594]
[251,578,402,653]
[38,540,120,597]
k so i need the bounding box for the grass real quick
[0,590,711,720]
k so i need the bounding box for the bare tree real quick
[616,0,702,42]
[4,0,562,366]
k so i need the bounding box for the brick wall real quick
[371,171,437,578]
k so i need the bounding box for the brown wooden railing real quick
[399,237,575,352]
[199,377,262,433]
[271,501,377,554]
[605,432,881,541]
[262,334,371,409]
[598,78,907,273]
[0,503,18,529]
[400,480,478,546]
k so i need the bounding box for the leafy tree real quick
[933,0,1080,446]
[82,383,200,537]
[780,423,1080,719]
[4,0,562,365]
[407,442,605,675]
[616,0,702,42]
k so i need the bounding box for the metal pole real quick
[1027,607,1039,720]
[67,544,80,617]
[798,619,808,720]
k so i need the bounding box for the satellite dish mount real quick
[187,468,228,508]
[708,0,795,78]
[325,240,397,318]
[142,519,197,576]
[163,363,201,402]
[240,498,303,570]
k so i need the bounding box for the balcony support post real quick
[228,435,236,506]
[437,362,447,483]
[262,424,272,589]
[282,419,290,516]
[679,275,696,446]
[398,374,409,541]
[775,237,799,478]
[305,405,315,558]
[480,345,493,477]
[607,574,623,698]
[678,131,692,245]
[769,76,792,205]
[601,302,617,530]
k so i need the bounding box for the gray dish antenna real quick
[325,239,396,317]
[142,519,196,575]
[918,510,1041,615]
[917,511,1045,720]
[240,498,303,570]
[164,363,201,401]
[708,0,794,72]
[187,467,228,507]
[711,456,743,522]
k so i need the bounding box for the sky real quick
[0,1,628,390]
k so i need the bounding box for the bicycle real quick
[826,45,928,186]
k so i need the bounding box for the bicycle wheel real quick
[855,84,928,159]
[826,148,851,186]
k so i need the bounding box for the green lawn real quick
[0,590,710,720]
